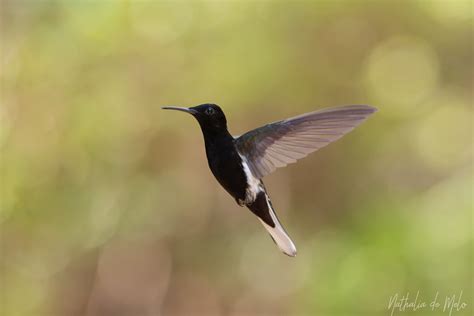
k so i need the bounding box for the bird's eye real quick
[205,107,215,115]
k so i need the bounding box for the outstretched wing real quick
[235,105,377,179]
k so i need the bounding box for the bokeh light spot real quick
[365,36,440,116]
[422,0,473,25]
[415,96,472,171]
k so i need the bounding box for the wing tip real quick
[361,104,378,114]
[340,104,378,114]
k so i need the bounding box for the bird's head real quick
[162,103,228,133]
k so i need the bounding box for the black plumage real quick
[162,103,377,256]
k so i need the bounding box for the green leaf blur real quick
[1,1,472,315]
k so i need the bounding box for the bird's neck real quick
[200,126,234,152]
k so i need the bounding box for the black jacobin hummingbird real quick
[162,104,376,257]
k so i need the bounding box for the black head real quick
[162,103,228,133]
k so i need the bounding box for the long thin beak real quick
[161,106,198,115]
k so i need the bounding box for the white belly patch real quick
[238,153,262,205]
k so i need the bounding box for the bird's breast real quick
[205,142,248,202]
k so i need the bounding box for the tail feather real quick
[247,191,297,257]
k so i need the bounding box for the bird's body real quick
[201,130,248,204]
[163,103,377,256]
[190,107,297,254]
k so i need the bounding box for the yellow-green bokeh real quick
[1,1,472,315]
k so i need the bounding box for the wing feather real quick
[235,105,377,179]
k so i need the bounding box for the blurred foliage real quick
[0,0,472,315]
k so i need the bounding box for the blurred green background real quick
[1,1,472,315]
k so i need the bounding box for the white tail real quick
[258,195,297,257]
[239,155,297,257]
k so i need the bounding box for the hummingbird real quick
[162,104,376,257]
